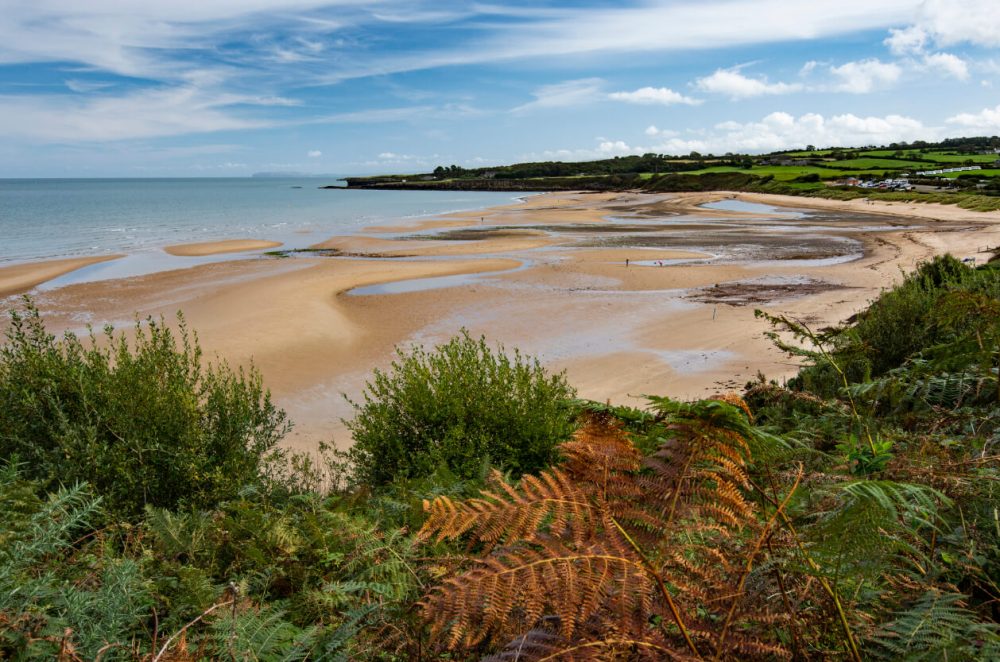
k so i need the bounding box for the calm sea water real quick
[0,178,524,273]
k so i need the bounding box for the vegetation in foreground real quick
[1,255,999,659]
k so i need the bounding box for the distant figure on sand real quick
[625,258,629,267]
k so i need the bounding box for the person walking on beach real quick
[625,258,629,267]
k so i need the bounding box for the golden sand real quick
[7,191,999,449]
[0,255,124,298]
[164,239,283,256]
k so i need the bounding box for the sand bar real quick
[310,232,554,257]
[0,255,124,298]
[7,190,1000,450]
[164,239,283,256]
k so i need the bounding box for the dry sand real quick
[164,239,283,256]
[0,255,124,298]
[6,190,1000,451]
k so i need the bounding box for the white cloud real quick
[647,110,936,155]
[596,140,642,155]
[920,52,970,80]
[799,60,821,76]
[531,109,940,162]
[885,26,928,55]
[644,125,679,138]
[906,0,1000,49]
[251,96,302,107]
[0,85,270,142]
[0,1,930,103]
[828,58,902,93]
[495,0,921,61]
[530,139,644,162]
[694,68,802,99]
[511,78,604,114]
[375,152,421,162]
[946,104,1000,132]
[64,79,115,93]
[307,149,322,157]
[608,86,701,106]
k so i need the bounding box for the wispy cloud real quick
[64,79,116,93]
[511,78,604,114]
[608,87,701,106]
[0,86,271,142]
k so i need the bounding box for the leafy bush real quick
[784,255,990,396]
[0,300,289,518]
[345,330,576,486]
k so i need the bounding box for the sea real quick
[0,178,525,286]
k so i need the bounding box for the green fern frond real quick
[207,606,320,661]
[869,590,1000,661]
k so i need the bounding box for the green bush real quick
[791,255,987,395]
[0,300,289,518]
[345,330,577,486]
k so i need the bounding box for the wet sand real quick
[5,190,999,450]
[164,239,283,256]
[0,255,124,298]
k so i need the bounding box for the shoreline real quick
[0,255,125,298]
[4,190,999,450]
[164,239,283,257]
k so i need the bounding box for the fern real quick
[869,590,1000,660]
[206,605,321,661]
[802,480,948,587]
[418,398,793,660]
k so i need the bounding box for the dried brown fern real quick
[418,399,796,660]
[420,468,595,549]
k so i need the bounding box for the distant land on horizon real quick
[337,135,1000,211]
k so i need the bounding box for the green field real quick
[682,165,907,181]
[683,165,834,180]
[860,149,1000,164]
[817,158,927,170]
[782,149,837,157]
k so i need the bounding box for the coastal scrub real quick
[0,300,289,518]
[345,330,577,486]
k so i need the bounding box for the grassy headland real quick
[339,135,1000,212]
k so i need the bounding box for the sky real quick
[1,0,1000,177]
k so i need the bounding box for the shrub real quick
[790,255,982,395]
[345,330,577,486]
[0,300,289,518]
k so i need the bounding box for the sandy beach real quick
[5,190,999,450]
[0,255,124,298]
[164,239,283,256]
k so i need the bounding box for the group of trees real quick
[2,254,1000,658]
[428,154,709,181]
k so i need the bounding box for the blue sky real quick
[1,0,999,177]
